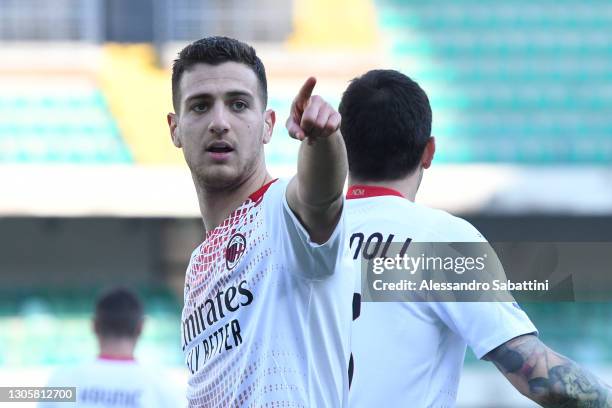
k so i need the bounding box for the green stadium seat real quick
[0,289,185,367]
[0,90,132,164]
[376,0,612,163]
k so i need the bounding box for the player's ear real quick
[168,112,182,148]
[262,109,275,144]
[421,136,436,169]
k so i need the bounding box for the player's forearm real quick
[296,130,347,209]
[486,335,612,408]
[285,78,346,243]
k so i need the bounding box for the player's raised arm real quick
[485,334,612,407]
[285,77,347,244]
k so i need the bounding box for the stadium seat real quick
[0,290,182,366]
[376,0,612,163]
[0,88,132,164]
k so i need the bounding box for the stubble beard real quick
[193,151,263,194]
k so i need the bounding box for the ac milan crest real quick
[226,233,246,270]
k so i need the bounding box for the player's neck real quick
[98,338,136,360]
[195,168,272,232]
[349,173,419,202]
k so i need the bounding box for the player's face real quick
[169,62,274,190]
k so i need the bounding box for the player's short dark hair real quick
[339,69,432,181]
[171,36,268,112]
[95,287,143,339]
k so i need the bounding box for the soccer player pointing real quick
[168,37,352,407]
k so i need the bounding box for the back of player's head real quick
[94,287,144,340]
[339,69,432,181]
[171,36,268,111]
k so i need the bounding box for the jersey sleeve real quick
[429,215,538,359]
[431,214,487,243]
[277,180,347,280]
[431,301,538,359]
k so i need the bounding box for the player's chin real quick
[197,165,242,190]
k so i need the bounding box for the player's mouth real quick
[206,141,234,160]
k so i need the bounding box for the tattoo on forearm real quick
[486,335,612,408]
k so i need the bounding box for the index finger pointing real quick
[294,77,317,107]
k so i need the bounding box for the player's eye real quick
[192,103,208,113]
[230,100,247,112]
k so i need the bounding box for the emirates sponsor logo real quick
[225,233,246,270]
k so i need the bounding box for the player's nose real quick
[208,104,230,135]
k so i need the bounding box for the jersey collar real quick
[249,178,278,202]
[98,354,135,362]
[346,185,404,200]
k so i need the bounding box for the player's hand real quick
[286,77,341,142]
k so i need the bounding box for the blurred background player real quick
[341,69,612,408]
[39,287,182,407]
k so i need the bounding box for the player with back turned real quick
[167,37,353,407]
[39,287,181,408]
[340,69,612,407]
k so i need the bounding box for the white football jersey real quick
[346,185,537,408]
[181,179,354,407]
[39,357,182,408]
